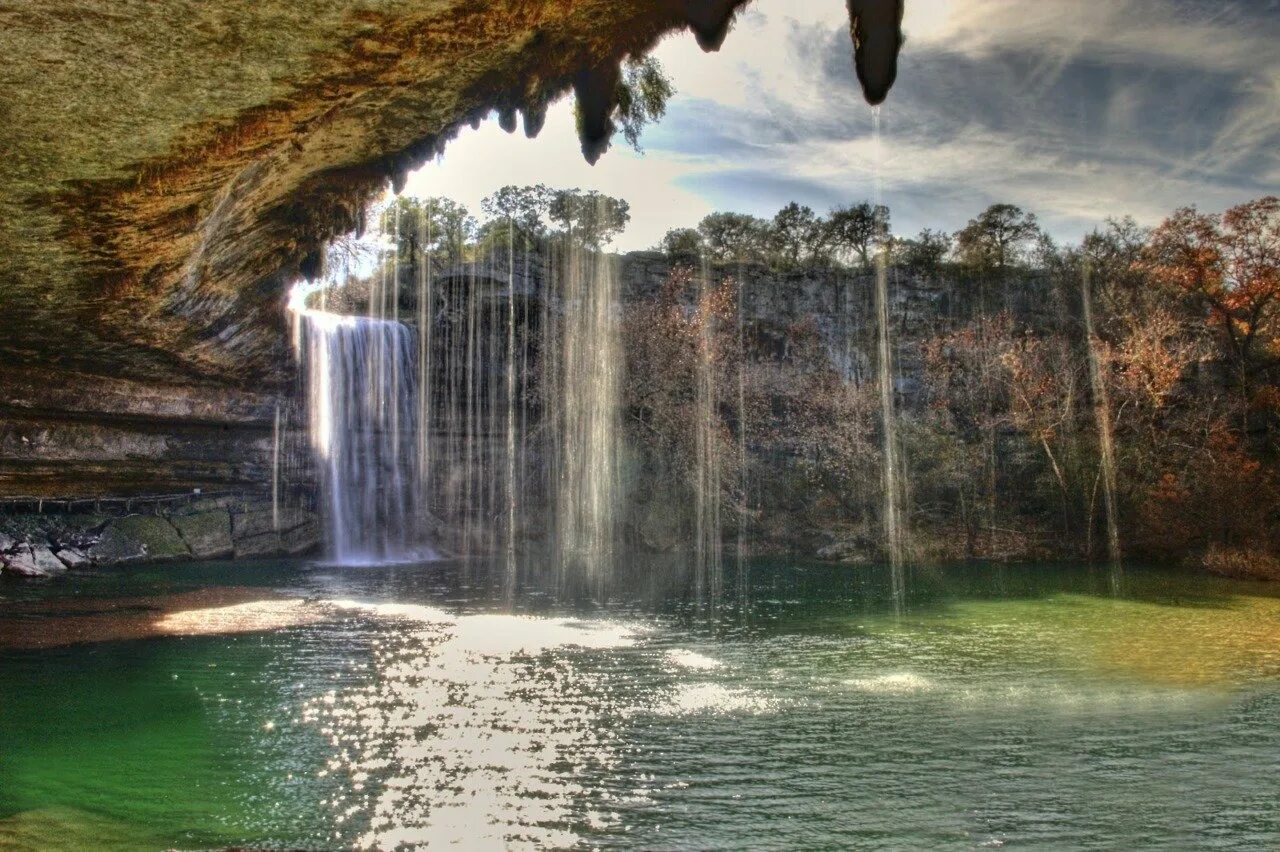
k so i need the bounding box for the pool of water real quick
[2,558,1278,849]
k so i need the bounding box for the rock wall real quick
[0,365,305,498]
[0,494,320,577]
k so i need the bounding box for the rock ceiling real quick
[0,0,902,388]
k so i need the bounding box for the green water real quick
[1,559,1278,849]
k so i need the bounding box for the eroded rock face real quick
[3,1,736,388]
[1,1,903,385]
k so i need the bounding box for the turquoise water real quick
[2,559,1279,849]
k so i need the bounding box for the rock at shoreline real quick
[815,533,877,565]
[88,515,190,563]
[55,548,90,569]
[169,511,234,559]
[3,545,68,577]
[232,505,312,541]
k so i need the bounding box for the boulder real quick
[815,533,878,565]
[4,545,67,577]
[635,483,685,552]
[0,532,14,552]
[280,519,322,555]
[54,547,91,569]
[232,504,313,540]
[87,515,189,563]
[232,505,320,557]
[169,510,234,558]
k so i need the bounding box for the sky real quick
[404,0,1280,252]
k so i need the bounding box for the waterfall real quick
[871,106,907,609]
[271,403,281,531]
[875,250,906,608]
[504,221,518,598]
[693,260,724,605]
[1081,264,1123,590]
[735,269,750,602]
[286,197,622,580]
[551,232,622,589]
[297,308,428,564]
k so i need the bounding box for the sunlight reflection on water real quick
[302,600,641,849]
[154,599,329,635]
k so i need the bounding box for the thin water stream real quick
[1082,263,1124,590]
[871,106,907,609]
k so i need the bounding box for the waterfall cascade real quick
[734,270,750,601]
[693,262,724,604]
[874,251,906,607]
[296,307,428,564]
[291,201,623,586]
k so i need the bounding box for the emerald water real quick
[2,560,1279,850]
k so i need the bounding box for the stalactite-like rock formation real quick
[0,0,904,498]
[846,0,905,105]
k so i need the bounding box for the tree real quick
[614,57,675,152]
[380,196,475,269]
[661,227,705,260]
[547,189,631,247]
[955,204,1040,273]
[1141,196,1280,434]
[481,184,550,239]
[896,228,952,276]
[698,212,768,263]
[826,202,890,269]
[768,202,826,268]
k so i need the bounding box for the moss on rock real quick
[89,515,190,563]
[169,510,233,558]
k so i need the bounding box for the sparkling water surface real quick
[2,559,1278,850]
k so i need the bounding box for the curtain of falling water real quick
[1081,263,1124,591]
[504,221,518,596]
[694,256,724,606]
[551,226,622,590]
[271,403,281,530]
[417,201,434,517]
[299,310,424,564]
[735,265,750,603]
[872,106,907,610]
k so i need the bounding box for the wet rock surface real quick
[3,546,67,578]
[0,496,321,577]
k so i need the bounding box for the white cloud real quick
[400,0,1279,251]
[904,0,1276,75]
